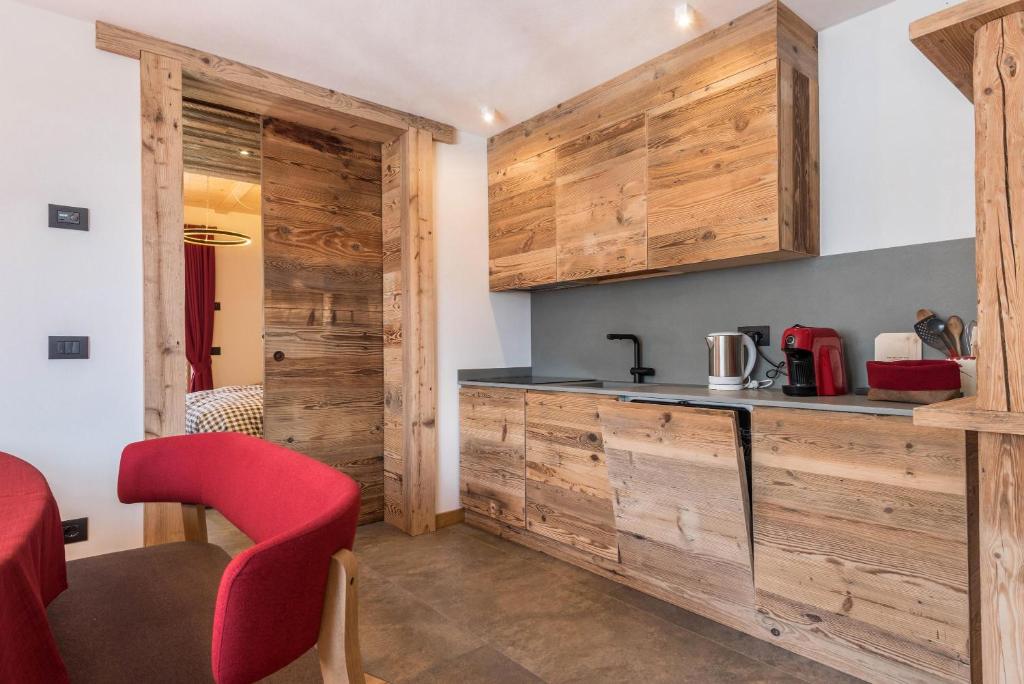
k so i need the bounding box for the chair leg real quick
[318,548,366,684]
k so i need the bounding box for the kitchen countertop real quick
[458,377,920,417]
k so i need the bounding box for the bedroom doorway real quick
[181,101,266,440]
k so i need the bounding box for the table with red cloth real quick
[0,452,68,683]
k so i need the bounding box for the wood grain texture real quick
[97,21,455,143]
[600,401,755,628]
[488,148,557,290]
[459,387,526,528]
[400,129,438,535]
[974,15,1024,414]
[915,395,1024,435]
[554,114,647,281]
[318,549,366,684]
[182,99,260,183]
[977,431,1024,682]
[910,0,1024,101]
[525,391,618,561]
[752,408,971,684]
[140,51,189,547]
[486,3,819,291]
[262,117,384,524]
[381,137,405,526]
[647,64,780,268]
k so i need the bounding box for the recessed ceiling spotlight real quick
[675,3,695,28]
[481,106,496,125]
[239,149,251,156]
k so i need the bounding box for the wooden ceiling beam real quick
[910,0,1024,101]
[96,21,457,144]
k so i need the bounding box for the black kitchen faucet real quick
[607,333,655,384]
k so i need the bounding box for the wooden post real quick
[974,14,1024,681]
[383,129,438,536]
[139,50,189,546]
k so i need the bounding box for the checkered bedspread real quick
[185,384,264,437]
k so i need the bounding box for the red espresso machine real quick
[781,325,848,396]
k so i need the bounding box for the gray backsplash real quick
[531,238,977,389]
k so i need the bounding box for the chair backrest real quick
[117,433,361,684]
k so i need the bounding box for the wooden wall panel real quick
[554,114,647,281]
[262,117,384,524]
[752,408,971,684]
[525,391,618,560]
[600,402,755,628]
[460,387,526,527]
[647,63,780,269]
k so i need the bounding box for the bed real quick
[185,384,263,437]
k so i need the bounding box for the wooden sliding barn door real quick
[261,118,385,523]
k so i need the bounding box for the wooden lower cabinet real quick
[525,391,619,560]
[459,387,527,527]
[752,407,973,684]
[460,390,974,684]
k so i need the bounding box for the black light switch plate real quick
[62,517,88,544]
[49,336,89,359]
[48,204,89,231]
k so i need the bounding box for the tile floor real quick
[208,513,863,684]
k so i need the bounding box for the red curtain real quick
[185,243,216,392]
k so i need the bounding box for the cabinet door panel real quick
[647,66,779,269]
[600,402,754,626]
[488,149,556,290]
[525,391,618,560]
[752,408,971,684]
[460,387,527,527]
[555,115,647,281]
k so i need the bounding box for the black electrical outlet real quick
[49,336,89,359]
[738,325,771,347]
[62,517,88,544]
[48,204,89,231]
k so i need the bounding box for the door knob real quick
[273,351,285,362]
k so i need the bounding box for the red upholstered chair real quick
[49,432,370,684]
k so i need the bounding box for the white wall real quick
[819,0,975,255]
[0,0,143,559]
[435,133,531,512]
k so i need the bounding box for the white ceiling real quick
[18,0,895,136]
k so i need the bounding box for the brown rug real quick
[47,542,322,683]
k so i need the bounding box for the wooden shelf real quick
[913,395,1024,435]
[910,0,1024,101]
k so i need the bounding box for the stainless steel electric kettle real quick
[705,332,756,390]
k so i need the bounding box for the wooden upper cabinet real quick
[554,115,647,281]
[487,1,818,291]
[488,149,557,290]
[647,64,780,268]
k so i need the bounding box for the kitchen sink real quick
[560,380,645,389]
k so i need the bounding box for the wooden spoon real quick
[947,316,964,357]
